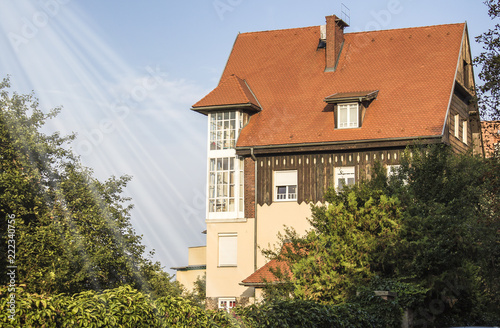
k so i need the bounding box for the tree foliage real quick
[0,77,179,296]
[264,174,403,304]
[265,145,499,326]
[475,0,500,120]
[0,285,231,328]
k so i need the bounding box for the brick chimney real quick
[324,15,349,72]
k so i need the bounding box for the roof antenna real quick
[341,3,350,26]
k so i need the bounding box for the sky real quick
[0,0,496,275]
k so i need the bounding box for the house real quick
[175,14,483,310]
[481,120,500,157]
[171,245,206,293]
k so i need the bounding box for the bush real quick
[0,285,233,327]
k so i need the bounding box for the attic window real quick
[338,103,358,128]
[323,90,378,130]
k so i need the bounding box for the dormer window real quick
[337,103,359,128]
[324,90,378,130]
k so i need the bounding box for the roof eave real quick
[191,103,262,115]
[236,135,444,155]
[239,281,286,287]
[170,265,207,271]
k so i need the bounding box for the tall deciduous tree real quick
[0,77,180,296]
[475,0,500,120]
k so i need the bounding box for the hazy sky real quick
[0,0,495,273]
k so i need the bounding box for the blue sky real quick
[0,0,495,274]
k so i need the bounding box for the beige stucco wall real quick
[205,201,314,302]
[188,246,206,266]
[175,246,207,293]
[205,219,256,299]
[256,201,313,268]
[176,269,205,293]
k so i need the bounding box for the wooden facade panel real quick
[254,149,406,205]
[448,93,471,153]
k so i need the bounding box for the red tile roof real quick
[194,22,466,148]
[241,258,291,286]
[192,74,261,112]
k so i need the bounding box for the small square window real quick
[274,170,298,201]
[387,165,401,179]
[218,298,236,312]
[335,167,355,191]
[337,103,359,129]
[218,233,237,267]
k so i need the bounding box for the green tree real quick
[0,77,179,296]
[264,163,403,304]
[475,0,500,120]
[265,145,499,326]
[393,146,499,325]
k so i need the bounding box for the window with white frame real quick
[218,298,236,312]
[454,114,460,138]
[209,158,235,213]
[274,170,297,201]
[387,165,401,179]
[209,111,248,150]
[337,103,359,128]
[218,233,237,267]
[210,112,236,150]
[462,120,468,144]
[239,158,244,211]
[207,111,246,219]
[335,166,355,190]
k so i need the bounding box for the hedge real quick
[0,285,232,327]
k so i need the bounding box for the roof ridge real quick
[233,75,252,103]
[345,22,465,36]
[238,25,319,36]
[236,21,464,38]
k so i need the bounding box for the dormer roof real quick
[191,74,261,115]
[324,90,379,104]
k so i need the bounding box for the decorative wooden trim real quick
[236,136,443,156]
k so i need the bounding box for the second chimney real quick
[325,15,349,72]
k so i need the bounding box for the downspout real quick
[250,148,258,272]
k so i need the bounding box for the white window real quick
[462,120,468,144]
[218,298,236,312]
[454,114,460,138]
[207,111,246,220]
[210,112,236,150]
[239,159,244,211]
[209,158,235,212]
[337,103,359,128]
[387,165,401,179]
[274,170,297,201]
[209,111,248,151]
[218,233,237,267]
[335,166,355,190]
